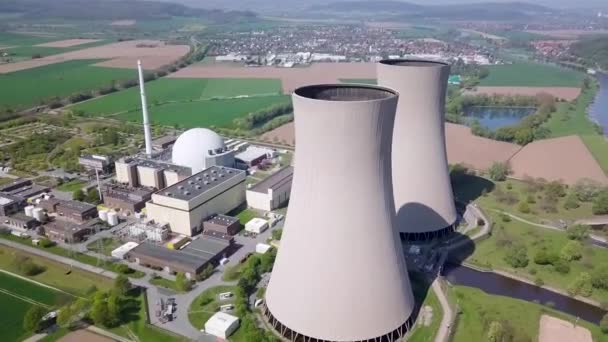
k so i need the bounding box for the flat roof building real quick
[39,199,98,223]
[0,178,49,200]
[152,135,178,151]
[43,221,92,243]
[115,157,192,189]
[246,166,293,211]
[146,166,246,236]
[103,184,154,214]
[78,154,112,174]
[0,193,26,217]
[126,237,231,279]
[111,241,140,260]
[235,146,274,168]
[1,213,39,231]
[202,214,240,236]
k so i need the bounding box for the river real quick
[589,72,608,135]
[443,264,607,324]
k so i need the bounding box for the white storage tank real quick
[107,211,119,226]
[98,209,108,221]
[24,206,35,217]
[32,208,46,222]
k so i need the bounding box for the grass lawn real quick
[188,285,238,329]
[0,177,13,186]
[480,63,585,87]
[339,78,378,84]
[544,83,599,137]
[0,244,112,295]
[149,276,183,293]
[56,179,86,192]
[109,290,187,342]
[86,237,123,256]
[234,208,262,225]
[114,95,291,129]
[0,272,69,342]
[0,234,145,279]
[408,273,443,342]
[581,135,608,173]
[0,59,134,109]
[467,211,608,303]
[451,286,608,342]
[72,78,283,116]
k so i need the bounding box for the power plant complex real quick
[265,85,415,342]
[378,60,457,241]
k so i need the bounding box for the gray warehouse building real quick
[246,166,293,211]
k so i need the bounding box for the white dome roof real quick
[172,128,225,173]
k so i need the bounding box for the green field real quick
[4,40,109,61]
[72,78,283,115]
[56,179,86,192]
[0,59,134,109]
[480,63,585,87]
[581,135,608,173]
[115,95,290,129]
[452,286,608,342]
[0,272,68,342]
[544,83,599,137]
[0,32,54,46]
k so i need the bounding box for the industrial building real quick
[126,237,231,279]
[115,157,191,189]
[146,166,246,236]
[246,166,293,211]
[265,85,414,341]
[43,221,92,243]
[111,242,140,259]
[152,135,178,151]
[78,154,113,174]
[1,213,39,230]
[377,60,458,240]
[203,214,241,236]
[0,193,25,217]
[39,199,98,223]
[235,146,275,168]
[245,218,268,234]
[172,128,235,173]
[103,184,154,214]
[0,178,49,200]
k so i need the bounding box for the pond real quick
[464,106,536,131]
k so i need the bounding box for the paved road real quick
[432,280,453,342]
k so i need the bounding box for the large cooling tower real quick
[377,60,457,240]
[264,85,414,342]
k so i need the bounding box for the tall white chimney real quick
[137,60,153,157]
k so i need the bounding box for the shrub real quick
[601,313,608,334]
[591,265,608,289]
[526,194,536,204]
[38,239,55,248]
[563,194,580,210]
[488,162,510,181]
[568,272,593,297]
[518,201,531,214]
[534,250,558,265]
[553,259,571,274]
[534,277,544,286]
[504,243,529,268]
[560,241,582,261]
[593,190,608,215]
[115,264,130,274]
[500,213,511,222]
[567,225,589,241]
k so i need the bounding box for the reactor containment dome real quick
[264,84,414,342]
[377,60,458,241]
[172,128,235,173]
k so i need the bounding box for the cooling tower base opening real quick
[263,304,412,342]
[400,225,456,242]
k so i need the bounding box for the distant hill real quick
[0,0,256,22]
[310,1,423,13]
[307,1,553,20]
[570,36,608,70]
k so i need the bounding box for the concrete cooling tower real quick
[264,84,414,342]
[377,60,457,241]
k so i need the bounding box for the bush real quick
[176,272,193,292]
[534,250,559,265]
[500,213,511,222]
[563,194,580,210]
[568,272,593,297]
[567,225,589,241]
[534,277,544,286]
[560,241,582,261]
[115,264,130,274]
[517,201,531,214]
[488,162,510,181]
[23,306,47,332]
[554,259,571,274]
[601,313,608,334]
[592,265,608,289]
[38,239,55,248]
[526,194,536,204]
[504,243,529,268]
[592,189,608,215]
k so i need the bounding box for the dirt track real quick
[0,40,189,73]
[465,86,581,101]
[35,39,100,48]
[263,122,606,184]
[539,315,592,342]
[169,63,376,92]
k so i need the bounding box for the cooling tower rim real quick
[293,83,398,103]
[379,59,449,67]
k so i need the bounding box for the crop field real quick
[0,32,54,47]
[0,272,68,342]
[0,59,134,109]
[480,63,585,87]
[116,95,291,129]
[72,78,283,115]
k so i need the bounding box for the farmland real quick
[0,271,69,342]
[0,59,134,110]
[71,77,289,129]
[72,78,283,115]
[479,63,585,87]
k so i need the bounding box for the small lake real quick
[464,106,536,131]
[589,72,608,136]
